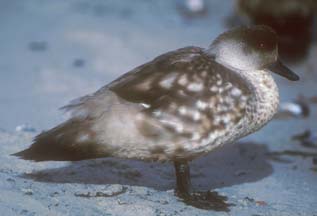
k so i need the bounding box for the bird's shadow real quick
[22,142,273,191]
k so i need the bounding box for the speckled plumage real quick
[14,26,295,164]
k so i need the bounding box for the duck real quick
[13,25,299,209]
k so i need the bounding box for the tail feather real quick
[12,119,106,161]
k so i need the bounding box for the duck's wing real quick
[106,46,252,142]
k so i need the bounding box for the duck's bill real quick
[267,59,300,81]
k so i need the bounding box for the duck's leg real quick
[174,161,192,195]
[173,160,231,211]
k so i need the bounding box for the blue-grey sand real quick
[1,0,317,215]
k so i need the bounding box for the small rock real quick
[74,191,91,198]
[177,0,208,18]
[75,185,126,198]
[132,187,152,196]
[158,200,169,205]
[255,200,268,206]
[244,196,255,202]
[6,178,15,183]
[235,170,248,176]
[292,130,317,148]
[117,198,127,205]
[73,58,85,68]
[276,100,309,119]
[20,209,28,214]
[97,184,126,197]
[161,200,169,205]
[292,130,311,141]
[185,0,205,13]
[238,196,254,207]
[22,188,33,195]
[238,198,250,207]
[51,197,59,206]
[15,124,36,133]
[28,41,48,52]
[155,209,166,216]
[50,191,59,197]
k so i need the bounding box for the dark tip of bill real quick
[268,60,300,81]
[288,73,300,81]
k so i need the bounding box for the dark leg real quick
[174,161,192,195]
[173,160,231,212]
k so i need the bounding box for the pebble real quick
[28,41,48,52]
[15,124,36,133]
[74,185,126,198]
[185,0,205,13]
[21,188,33,195]
[73,58,85,68]
[98,184,126,197]
[235,170,248,176]
[255,200,268,206]
[117,198,128,205]
[132,187,153,196]
[292,130,317,148]
[277,100,309,119]
[6,178,15,183]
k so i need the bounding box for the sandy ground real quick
[1,0,317,215]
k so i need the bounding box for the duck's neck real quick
[207,50,280,134]
[241,69,280,133]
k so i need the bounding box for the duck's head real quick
[208,25,299,81]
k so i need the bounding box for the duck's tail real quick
[12,119,104,161]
